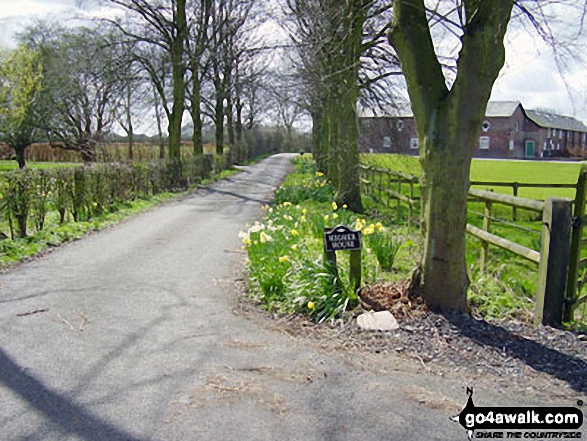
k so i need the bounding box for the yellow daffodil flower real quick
[307,301,315,310]
[279,255,289,263]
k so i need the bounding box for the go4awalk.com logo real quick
[451,388,584,440]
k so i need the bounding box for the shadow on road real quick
[202,187,272,206]
[445,313,587,394]
[0,348,148,441]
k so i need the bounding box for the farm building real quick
[358,101,587,159]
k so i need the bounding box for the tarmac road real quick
[0,154,578,440]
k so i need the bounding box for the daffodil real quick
[260,231,273,243]
[279,255,289,263]
[343,204,348,209]
[315,171,324,177]
[291,244,298,251]
[283,201,292,207]
[324,215,329,221]
[362,224,375,235]
[332,201,338,211]
[300,215,307,223]
[291,229,298,236]
[332,213,339,219]
[307,301,315,310]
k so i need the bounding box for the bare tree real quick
[26,25,123,162]
[286,0,400,212]
[108,0,188,160]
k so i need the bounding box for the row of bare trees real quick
[2,0,304,166]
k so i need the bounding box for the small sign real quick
[324,225,362,252]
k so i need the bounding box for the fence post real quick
[512,183,519,221]
[534,198,572,326]
[564,167,587,322]
[480,201,492,272]
[397,178,402,221]
[377,169,383,201]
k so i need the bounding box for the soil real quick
[236,278,587,400]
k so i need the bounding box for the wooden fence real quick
[360,164,587,326]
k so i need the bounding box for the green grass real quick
[0,161,81,172]
[0,166,241,269]
[0,193,177,268]
[362,153,585,200]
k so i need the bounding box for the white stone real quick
[357,311,399,331]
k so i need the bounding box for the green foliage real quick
[0,45,44,166]
[244,162,404,323]
[274,171,334,204]
[0,156,231,264]
[365,227,401,271]
[469,262,535,322]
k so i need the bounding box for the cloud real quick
[492,28,587,122]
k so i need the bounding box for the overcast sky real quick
[1,0,586,124]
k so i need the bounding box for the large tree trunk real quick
[14,146,26,169]
[168,0,187,160]
[321,1,364,212]
[215,91,224,155]
[415,108,476,311]
[191,84,203,157]
[388,0,513,312]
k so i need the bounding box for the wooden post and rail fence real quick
[360,164,587,327]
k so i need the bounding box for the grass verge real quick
[0,167,240,270]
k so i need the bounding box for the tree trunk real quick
[191,84,203,157]
[168,0,187,160]
[327,0,364,212]
[215,92,224,155]
[388,0,514,312]
[153,86,165,159]
[15,146,26,169]
[311,109,328,172]
[415,109,475,311]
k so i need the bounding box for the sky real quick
[1,0,586,124]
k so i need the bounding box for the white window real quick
[382,136,391,149]
[515,122,519,132]
[481,120,491,132]
[479,136,490,149]
[509,140,514,151]
[397,120,404,131]
[553,129,557,138]
[410,138,419,149]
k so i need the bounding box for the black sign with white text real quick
[324,225,362,252]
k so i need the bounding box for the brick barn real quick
[358,101,587,159]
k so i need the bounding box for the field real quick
[0,161,80,172]
[0,142,219,164]
[361,154,585,199]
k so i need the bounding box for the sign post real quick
[324,225,362,292]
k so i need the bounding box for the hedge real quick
[0,154,221,239]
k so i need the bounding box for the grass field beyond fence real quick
[360,153,587,327]
[361,154,585,199]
